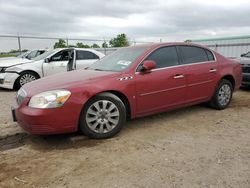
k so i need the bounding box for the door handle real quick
[174,74,184,79]
[209,68,217,73]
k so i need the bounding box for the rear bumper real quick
[0,72,19,89]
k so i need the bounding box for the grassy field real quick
[0,54,16,58]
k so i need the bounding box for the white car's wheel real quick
[15,72,39,89]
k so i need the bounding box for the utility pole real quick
[66,37,69,47]
[17,36,22,55]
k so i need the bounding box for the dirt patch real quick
[0,89,250,188]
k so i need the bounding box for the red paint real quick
[14,42,242,135]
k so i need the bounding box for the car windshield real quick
[17,51,30,58]
[88,46,149,72]
[32,49,59,61]
[244,52,250,57]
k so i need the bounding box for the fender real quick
[5,60,44,78]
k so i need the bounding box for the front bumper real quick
[242,73,250,86]
[0,72,19,89]
[12,97,84,135]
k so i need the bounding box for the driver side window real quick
[146,46,179,69]
[51,50,70,61]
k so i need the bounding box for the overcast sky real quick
[1,0,250,51]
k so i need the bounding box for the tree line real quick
[54,33,130,49]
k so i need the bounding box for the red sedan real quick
[12,42,242,139]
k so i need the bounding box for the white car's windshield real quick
[244,52,250,57]
[88,46,149,72]
[17,51,30,58]
[32,49,59,61]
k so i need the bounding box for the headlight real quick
[0,67,6,73]
[28,90,71,109]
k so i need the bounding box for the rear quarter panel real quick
[215,53,242,90]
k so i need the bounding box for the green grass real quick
[0,54,16,58]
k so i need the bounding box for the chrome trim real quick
[209,68,217,73]
[134,44,217,74]
[118,76,133,81]
[187,80,213,87]
[174,75,184,79]
[140,85,186,97]
[135,60,216,74]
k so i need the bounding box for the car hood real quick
[0,57,33,67]
[22,69,121,96]
[237,57,250,64]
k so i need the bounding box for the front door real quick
[135,46,187,115]
[43,49,72,76]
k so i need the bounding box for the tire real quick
[209,79,233,110]
[79,92,126,139]
[15,71,39,89]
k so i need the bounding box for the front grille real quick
[243,75,250,82]
[16,88,27,106]
[242,65,250,73]
[0,79,3,84]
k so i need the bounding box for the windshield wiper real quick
[94,68,104,71]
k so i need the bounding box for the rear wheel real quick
[79,92,126,139]
[15,71,39,89]
[209,79,233,110]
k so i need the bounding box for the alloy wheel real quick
[86,100,120,134]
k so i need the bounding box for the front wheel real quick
[15,71,39,89]
[79,92,126,139]
[209,79,233,110]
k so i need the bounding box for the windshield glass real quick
[32,49,58,61]
[17,51,30,58]
[244,52,250,57]
[88,46,149,72]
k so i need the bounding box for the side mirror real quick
[44,58,50,63]
[241,53,246,57]
[141,60,156,72]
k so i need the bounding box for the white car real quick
[0,48,105,89]
[0,49,47,61]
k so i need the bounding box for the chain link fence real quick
[0,35,154,55]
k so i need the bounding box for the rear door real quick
[178,45,218,103]
[135,46,187,115]
[75,50,100,69]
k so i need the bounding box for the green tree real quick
[91,43,100,48]
[102,42,108,48]
[109,33,129,47]
[54,39,67,48]
[76,42,90,48]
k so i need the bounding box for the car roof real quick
[130,42,211,49]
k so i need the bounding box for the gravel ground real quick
[0,88,250,188]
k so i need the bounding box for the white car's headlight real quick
[28,90,71,109]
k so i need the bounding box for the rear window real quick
[205,49,215,61]
[76,51,99,60]
[179,46,208,64]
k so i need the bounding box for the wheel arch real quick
[220,74,235,90]
[81,90,132,120]
[14,70,41,90]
